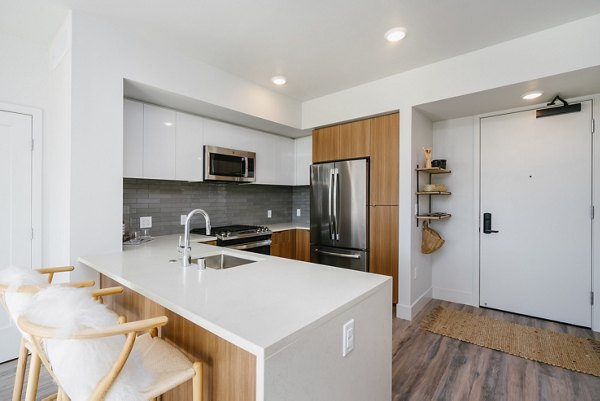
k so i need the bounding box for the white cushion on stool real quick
[136,333,195,399]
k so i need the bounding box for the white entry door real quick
[480,100,593,327]
[0,110,33,362]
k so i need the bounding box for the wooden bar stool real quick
[0,266,121,401]
[18,313,204,401]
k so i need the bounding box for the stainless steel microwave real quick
[204,146,256,182]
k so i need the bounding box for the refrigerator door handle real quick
[314,249,361,259]
[333,168,339,240]
[328,169,334,240]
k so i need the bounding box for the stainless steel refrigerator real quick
[310,159,369,271]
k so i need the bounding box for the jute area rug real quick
[421,306,600,377]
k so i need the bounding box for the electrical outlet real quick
[267,210,272,218]
[296,209,301,217]
[343,319,354,357]
[180,215,187,225]
[140,216,152,229]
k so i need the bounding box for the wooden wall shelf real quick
[415,164,451,227]
[416,213,452,221]
[415,167,451,174]
[416,191,452,195]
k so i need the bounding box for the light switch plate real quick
[180,215,187,225]
[140,216,152,229]
[343,319,354,357]
[296,209,301,217]
[267,210,272,218]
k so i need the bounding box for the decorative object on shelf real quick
[431,159,446,169]
[423,184,448,193]
[421,221,445,254]
[422,147,433,168]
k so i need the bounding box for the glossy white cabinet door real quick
[294,136,312,186]
[175,112,204,181]
[123,99,144,178]
[143,104,176,179]
[203,118,246,149]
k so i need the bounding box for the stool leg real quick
[192,362,203,401]
[12,339,29,401]
[24,351,41,401]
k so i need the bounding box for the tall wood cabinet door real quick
[339,119,370,159]
[312,125,340,163]
[370,113,399,205]
[369,206,399,303]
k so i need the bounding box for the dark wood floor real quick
[2,299,600,400]
[393,300,600,401]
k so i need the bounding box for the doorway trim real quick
[0,102,43,267]
[473,95,597,330]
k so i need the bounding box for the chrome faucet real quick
[181,209,211,267]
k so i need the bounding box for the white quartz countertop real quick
[79,234,389,359]
[267,223,309,232]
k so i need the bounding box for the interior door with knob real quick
[0,110,33,362]
[480,100,592,327]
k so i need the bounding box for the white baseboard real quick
[432,287,474,306]
[395,287,432,320]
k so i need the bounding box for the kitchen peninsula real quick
[79,235,391,401]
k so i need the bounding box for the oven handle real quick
[226,239,272,250]
[314,249,361,259]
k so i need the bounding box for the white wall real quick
[44,15,72,269]
[302,13,600,319]
[431,117,476,305]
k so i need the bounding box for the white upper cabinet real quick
[175,112,204,181]
[123,99,144,178]
[143,104,176,180]
[123,100,303,185]
[252,131,294,186]
[294,136,312,186]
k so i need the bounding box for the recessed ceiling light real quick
[522,90,543,100]
[271,76,287,86]
[164,122,173,126]
[385,27,407,42]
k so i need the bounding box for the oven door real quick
[226,239,271,255]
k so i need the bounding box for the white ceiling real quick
[2,1,600,101]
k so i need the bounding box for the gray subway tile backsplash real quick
[123,179,310,237]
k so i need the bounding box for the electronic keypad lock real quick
[483,213,499,234]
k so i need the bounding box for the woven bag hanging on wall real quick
[421,221,445,254]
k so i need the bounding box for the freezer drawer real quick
[310,245,368,272]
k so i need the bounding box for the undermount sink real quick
[191,253,256,270]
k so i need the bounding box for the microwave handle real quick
[244,157,249,177]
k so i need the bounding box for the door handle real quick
[314,249,361,259]
[333,168,339,240]
[483,212,499,234]
[328,169,334,240]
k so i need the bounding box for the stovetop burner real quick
[190,224,271,240]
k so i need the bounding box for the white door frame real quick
[473,95,597,330]
[0,102,42,267]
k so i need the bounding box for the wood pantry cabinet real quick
[311,112,399,303]
[369,206,399,303]
[370,113,399,206]
[312,120,370,163]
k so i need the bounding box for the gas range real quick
[191,224,272,240]
[190,224,272,254]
